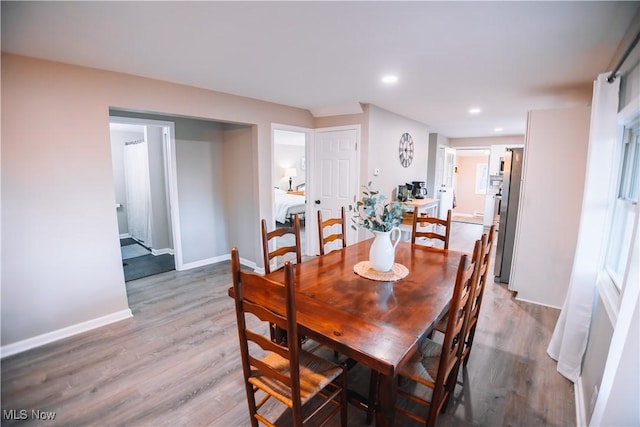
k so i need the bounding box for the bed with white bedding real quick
[274,188,306,224]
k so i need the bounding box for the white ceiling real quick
[2,1,638,138]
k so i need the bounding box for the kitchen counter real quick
[402,197,438,207]
[400,198,439,227]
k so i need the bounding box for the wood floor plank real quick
[1,223,575,426]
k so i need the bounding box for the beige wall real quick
[1,53,314,349]
[455,155,488,216]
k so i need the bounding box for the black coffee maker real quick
[409,181,427,199]
[397,185,410,202]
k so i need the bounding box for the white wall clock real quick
[398,132,414,168]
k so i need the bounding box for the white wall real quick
[581,299,614,417]
[273,143,306,190]
[1,53,313,350]
[510,106,592,308]
[367,105,430,199]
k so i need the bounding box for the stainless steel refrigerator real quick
[494,147,524,283]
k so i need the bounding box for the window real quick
[475,163,488,194]
[605,118,639,292]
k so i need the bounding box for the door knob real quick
[315,200,321,205]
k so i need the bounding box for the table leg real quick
[375,372,396,426]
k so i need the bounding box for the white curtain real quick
[124,140,153,247]
[546,73,620,382]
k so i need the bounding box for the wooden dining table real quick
[231,239,465,426]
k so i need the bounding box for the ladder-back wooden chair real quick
[317,207,347,255]
[393,238,481,427]
[411,208,452,249]
[460,224,495,367]
[432,233,485,338]
[231,248,348,427]
[432,225,495,369]
[261,214,302,275]
[261,215,302,344]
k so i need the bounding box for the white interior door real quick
[437,146,456,218]
[123,140,153,246]
[310,127,359,255]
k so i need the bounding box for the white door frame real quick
[109,116,184,271]
[271,124,313,255]
[436,145,456,219]
[311,125,361,250]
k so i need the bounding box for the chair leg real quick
[270,324,287,345]
[366,370,379,425]
[340,367,348,427]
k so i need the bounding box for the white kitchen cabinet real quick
[483,194,497,227]
[489,144,507,175]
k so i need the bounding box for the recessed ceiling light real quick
[494,127,504,132]
[382,75,398,84]
[468,108,481,114]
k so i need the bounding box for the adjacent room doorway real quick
[272,126,310,256]
[109,117,180,281]
[435,145,456,219]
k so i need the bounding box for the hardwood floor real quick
[1,222,575,426]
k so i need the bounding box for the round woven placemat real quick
[353,261,409,282]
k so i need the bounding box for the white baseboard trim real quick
[180,255,228,271]
[1,309,133,359]
[119,233,131,239]
[179,254,257,272]
[241,258,258,271]
[151,248,175,256]
[575,376,587,426]
[513,294,562,310]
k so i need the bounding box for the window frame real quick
[598,104,640,320]
[475,163,488,194]
[605,118,639,289]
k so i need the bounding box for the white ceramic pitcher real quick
[369,227,401,272]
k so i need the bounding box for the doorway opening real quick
[109,118,178,281]
[452,148,490,225]
[272,127,309,256]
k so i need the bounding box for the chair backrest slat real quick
[261,215,302,274]
[411,208,452,249]
[317,207,347,255]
